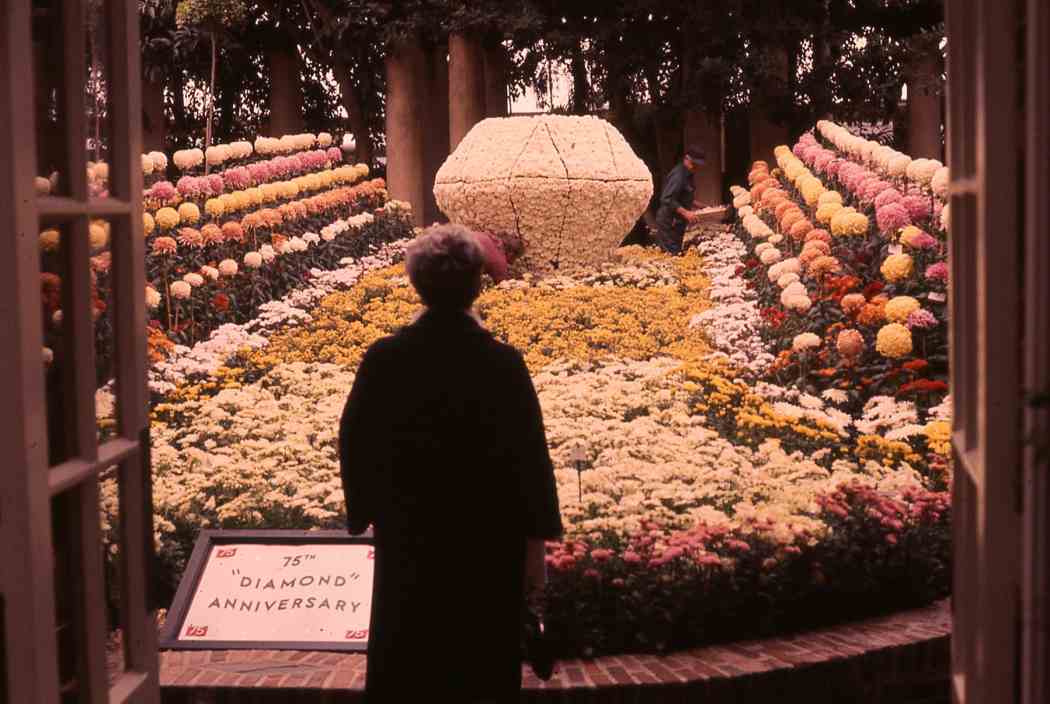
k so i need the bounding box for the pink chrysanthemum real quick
[206,174,224,197]
[176,175,204,199]
[248,162,272,184]
[876,202,912,234]
[874,188,903,209]
[327,146,343,164]
[925,262,949,282]
[907,309,938,329]
[150,181,176,201]
[223,166,251,190]
[900,194,932,221]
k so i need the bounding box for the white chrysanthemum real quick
[219,259,238,276]
[142,154,154,175]
[822,389,849,405]
[170,280,192,299]
[887,155,912,177]
[200,266,219,281]
[244,251,263,269]
[145,286,161,309]
[792,332,822,351]
[931,166,949,199]
[434,115,653,274]
[777,272,800,288]
[182,273,205,287]
[149,151,168,171]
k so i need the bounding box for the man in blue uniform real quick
[653,145,706,255]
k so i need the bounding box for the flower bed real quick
[122,216,951,656]
[38,131,412,388]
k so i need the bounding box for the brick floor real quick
[158,599,950,703]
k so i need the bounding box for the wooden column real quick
[141,75,167,151]
[684,110,724,205]
[907,52,944,159]
[385,38,426,226]
[749,48,790,165]
[267,48,304,136]
[483,39,509,117]
[448,33,486,151]
[422,43,450,225]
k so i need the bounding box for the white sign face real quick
[178,543,375,644]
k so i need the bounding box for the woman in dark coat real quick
[339,224,563,703]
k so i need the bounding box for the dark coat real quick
[339,308,563,702]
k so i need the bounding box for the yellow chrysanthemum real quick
[817,191,843,207]
[281,181,300,199]
[260,183,280,203]
[89,220,109,251]
[39,228,61,252]
[884,296,921,323]
[143,212,155,237]
[155,206,180,230]
[876,323,913,358]
[816,202,843,225]
[177,202,201,225]
[247,187,265,206]
[880,253,915,283]
[800,179,826,207]
[924,421,951,456]
[204,198,225,218]
[830,207,857,236]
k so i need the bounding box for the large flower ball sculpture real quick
[434,115,654,273]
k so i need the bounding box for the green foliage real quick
[174,0,249,30]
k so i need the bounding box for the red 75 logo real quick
[216,548,237,558]
[345,629,369,641]
[185,625,209,637]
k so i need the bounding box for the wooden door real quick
[945,0,1027,702]
[0,1,159,702]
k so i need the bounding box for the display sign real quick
[160,530,375,651]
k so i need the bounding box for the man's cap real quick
[685,145,706,163]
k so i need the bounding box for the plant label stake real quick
[569,444,588,504]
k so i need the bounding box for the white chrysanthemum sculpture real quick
[434,115,653,274]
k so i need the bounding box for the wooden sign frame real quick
[160,529,375,652]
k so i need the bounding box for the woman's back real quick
[340,307,561,702]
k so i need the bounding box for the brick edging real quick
[159,599,950,703]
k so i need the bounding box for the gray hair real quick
[405,224,485,310]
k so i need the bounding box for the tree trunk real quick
[482,39,508,117]
[569,41,589,115]
[267,47,304,137]
[907,52,944,159]
[385,38,427,226]
[448,33,486,151]
[141,75,167,152]
[205,33,217,173]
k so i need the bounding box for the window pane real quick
[31,0,74,198]
[86,0,115,201]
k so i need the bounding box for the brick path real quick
[160,599,950,703]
